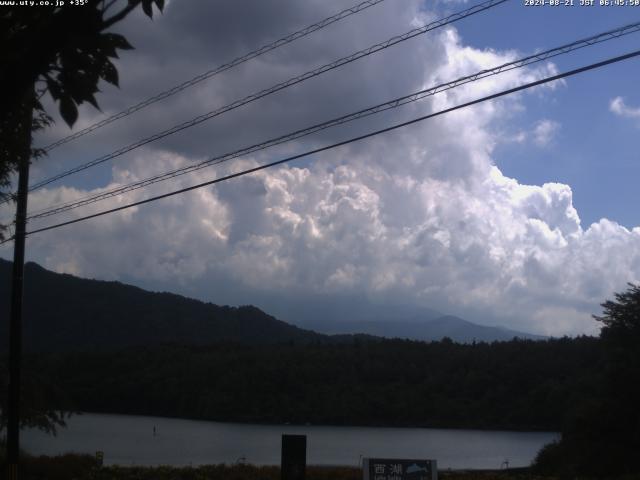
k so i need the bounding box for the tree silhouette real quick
[0,361,72,437]
[592,283,640,474]
[0,0,164,435]
[0,0,165,211]
[536,283,640,477]
[595,282,640,336]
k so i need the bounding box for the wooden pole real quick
[6,87,34,480]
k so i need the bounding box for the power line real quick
[40,0,389,152]
[26,20,640,221]
[26,0,507,193]
[0,225,15,250]
[11,48,639,241]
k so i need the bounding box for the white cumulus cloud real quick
[610,96,640,120]
[533,119,561,147]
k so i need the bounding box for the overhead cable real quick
[9,48,638,241]
[40,0,390,152]
[27,0,507,192]
[26,20,640,220]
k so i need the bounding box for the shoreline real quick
[66,410,561,435]
[3,452,550,480]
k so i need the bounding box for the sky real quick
[2,0,640,336]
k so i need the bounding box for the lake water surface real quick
[22,413,558,470]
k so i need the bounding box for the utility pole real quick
[6,88,34,480]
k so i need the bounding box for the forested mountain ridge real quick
[0,259,541,350]
[0,259,328,351]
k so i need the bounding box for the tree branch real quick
[102,0,119,14]
[102,2,138,30]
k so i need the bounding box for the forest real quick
[17,336,600,432]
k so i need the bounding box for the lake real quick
[22,413,558,470]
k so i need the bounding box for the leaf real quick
[85,92,100,110]
[154,0,165,11]
[142,0,153,18]
[96,37,118,58]
[46,79,62,100]
[61,71,98,104]
[59,95,78,127]
[102,33,134,52]
[101,61,119,87]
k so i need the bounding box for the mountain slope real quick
[1,259,543,351]
[0,259,326,352]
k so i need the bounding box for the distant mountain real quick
[0,259,330,352]
[300,315,545,343]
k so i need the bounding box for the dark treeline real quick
[533,284,640,477]
[22,336,600,432]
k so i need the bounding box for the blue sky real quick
[453,1,640,228]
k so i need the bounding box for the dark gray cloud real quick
[32,0,439,180]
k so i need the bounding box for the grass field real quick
[8,448,640,480]
[0,452,558,480]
